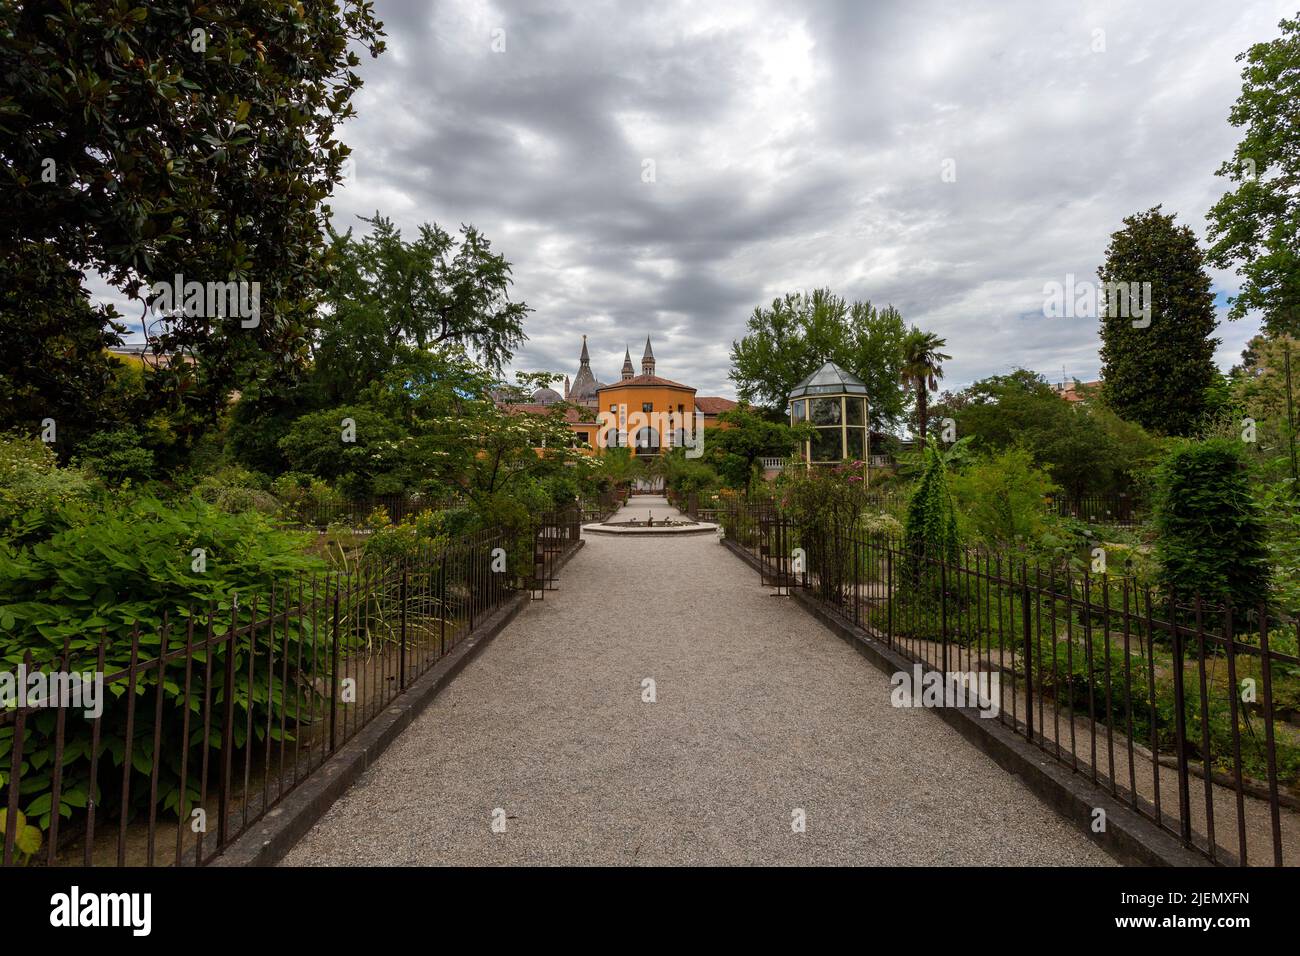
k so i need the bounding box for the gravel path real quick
[283,496,1114,866]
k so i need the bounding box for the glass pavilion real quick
[787,361,871,468]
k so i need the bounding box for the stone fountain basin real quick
[583,519,720,536]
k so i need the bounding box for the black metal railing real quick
[0,523,547,868]
[731,502,1299,867]
[530,507,583,598]
[1047,493,1146,527]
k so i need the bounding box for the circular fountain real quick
[584,504,719,537]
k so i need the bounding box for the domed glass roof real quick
[788,361,869,400]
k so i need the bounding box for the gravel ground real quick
[283,497,1114,866]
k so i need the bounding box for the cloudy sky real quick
[109,0,1294,400]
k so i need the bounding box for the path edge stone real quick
[212,539,585,867]
[721,537,1210,868]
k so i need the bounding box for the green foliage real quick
[659,449,721,495]
[317,214,529,403]
[1098,207,1219,436]
[1,1,387,450]
[1206,15,1300,336]
[0,246,128,449]
[0,493,324,833]
[74,427,156,486]
[898,328,950,448]
[1153,439,1271,611]
[592,447,643,489]
[279,405,409,497]
[361,508,450,563]
[270,472,343,523]
[951,446,1058,548]
[902,446,959,586]
[1256,477,1300,612]
[0,808,41,864]
[937,369,1163,500]
[710,405,805,495]
[0,433,92,541]
[729,289,910,428]
[193,466,279,515]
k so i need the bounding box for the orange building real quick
[513,337,735,455]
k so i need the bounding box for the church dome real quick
[531,387,563,405]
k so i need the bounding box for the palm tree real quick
[898,329,950,450]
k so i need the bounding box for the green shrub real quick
[0,433,92,540]
[271,472,343,523]
[72,426,155,485]
[902,446,959,588]
[951,445,1057,549]
[0,494,325,838]
[193,466,280,515]
[1153,439,1270,612]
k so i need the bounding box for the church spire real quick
[641,336,655,376]
[621,345,634,380]
[579,333,590,366]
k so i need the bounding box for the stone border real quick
[212,540,585,867]
[583,521,720,537]
[721,538,1210,868]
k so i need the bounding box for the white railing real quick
[759,457,788,471]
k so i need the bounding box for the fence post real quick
[329,583,341,754]
[399,567,408,692]
[1021,564,1034,743]
[940,559,949,677]
[1169,599,1193,844]
[886,547,893,648]
[438,553,447,656]
[218,594,238,849]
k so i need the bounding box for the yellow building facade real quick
[514,337,735,456]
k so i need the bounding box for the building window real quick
[609,404,617,414]
[642,402,653,413]
[576,431,589,445]
[791,400,806,423]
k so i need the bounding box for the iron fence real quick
[1048,493,1146,527]
[530,507,583,598]
[579,489,622,524]
[734,503,1299,867]
[0,523,544,868]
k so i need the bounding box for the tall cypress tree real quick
[1098,207,1219,436]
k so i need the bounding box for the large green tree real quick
[1206,14,1300,337]
[1098,207,1219,436]
[0,1,386,452]
[315,214,529,404]
[728,289,909,428]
